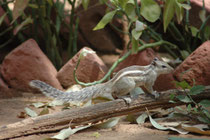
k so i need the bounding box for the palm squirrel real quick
[29,57,174,103]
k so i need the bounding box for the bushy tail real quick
[29,80,106,102]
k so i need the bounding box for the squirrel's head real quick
[151,57,174,75]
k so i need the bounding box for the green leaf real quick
[180,4,191,10]
[193,107,198,113]
[136,113,148,124]
[149,115,168,130]
[163,0,175,32]
[170,93,175,100]
[203,109,210,119]
[131,37,139,54]
[199,100,210,107]
[82,0,90,10]
[174,81,191,89]
[13,17,33,35]
[190,26,199,37]
[176,95,191,103]
[175,1,184,24]
[24,107,38,117]
[0,12,7,26]
[125,2,137,22]
[93,10,117,30]
[119,0,129,9]
[95,117,120,129]
[39,107,49,116]
[140,0,161,22]
[180,50,190,59]
[110,0,118,7]
[149,113,188,134]
[12,0,29,24]
[187,104,192,112]
[131,29,142,40]
[51,128,75,140]
[197,116,210,124]
[169,100,176,103]
[199,9,206,23]
[190,85,205,95]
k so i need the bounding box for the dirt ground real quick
[0,93,210,140]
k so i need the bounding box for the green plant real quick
[172,80,210,124]
[94,0,209,59]
[0,0,79,69]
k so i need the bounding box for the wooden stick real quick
[1,87,210,139]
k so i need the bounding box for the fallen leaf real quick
[48,100,65,107]
[52,125,91,140]
[95,117,121,129]
[24,107,38,117]
[39,107,49,116]
[182,124,210,135]
[149,115,168,130]
[149,115,188,134]
[136,113,148,124]
[32,102,45,108]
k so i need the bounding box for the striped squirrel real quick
[29,57,174,103]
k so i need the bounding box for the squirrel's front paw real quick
[121,96,132,105]
[152,91,160,98]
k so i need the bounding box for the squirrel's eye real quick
[154,57,158,61]
[162,65,166,68]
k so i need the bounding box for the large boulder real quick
[1,39,63,92]
[0,69,13,98]
[189,0,210,28]
[174,41,210,85]
[57,47,108,88]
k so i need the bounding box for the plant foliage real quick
[173,81,210,124]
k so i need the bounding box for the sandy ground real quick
[0,94,210,140]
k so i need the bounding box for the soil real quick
[0,94,209,140]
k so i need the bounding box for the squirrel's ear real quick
[151,59,157,66]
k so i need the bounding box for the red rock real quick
[174,41,210,86]
[191,0,210,12]
[0,77,17,98]
[114,48,176,91]
[1,39,63,92]
[0,65,18,98]
[57,47,108,88]
[189,0,210,28]
[0,76,9,93]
